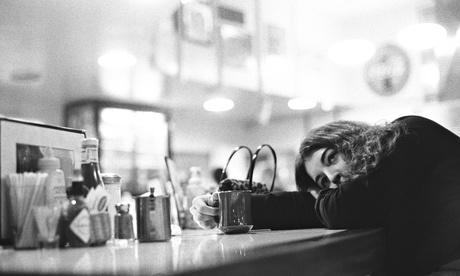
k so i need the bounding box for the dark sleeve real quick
[251,191,325,230]
[315,180,385,229]
[315,135,414,229]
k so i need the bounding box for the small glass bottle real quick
[102,173,122,239]
[81,138,105,196]
[66,181,91,247]
[114,203,134,241]
[185,167,205,229]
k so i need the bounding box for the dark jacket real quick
[252,115,460,275]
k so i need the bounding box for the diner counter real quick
[0,228,385,276]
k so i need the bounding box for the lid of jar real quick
[81,138,99,147]
[101,173,121,184]
[116,202,130,213]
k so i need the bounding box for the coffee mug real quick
[217,190,253,234]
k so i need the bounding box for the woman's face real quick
[304,148,349,189]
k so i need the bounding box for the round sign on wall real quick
[364,44,411,96]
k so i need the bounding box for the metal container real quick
[135,188,171,242]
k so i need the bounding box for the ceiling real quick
[1,0,459,125]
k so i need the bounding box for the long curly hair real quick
[295,120,408,191]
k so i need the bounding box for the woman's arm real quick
[251,191,325,230]
[315,181,385,229]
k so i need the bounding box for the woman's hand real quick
[189,193,219,229]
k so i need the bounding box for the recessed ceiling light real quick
[397,23,447,50]
[288,97,317,110]
[98,51,137,68]
[203,97,234,112]
[328,39,376,65]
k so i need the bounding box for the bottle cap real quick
[81,138,99,147]
[38,147,61,171]
[190,166,202,177]
[72,180,84,196]
[66,186,73,198]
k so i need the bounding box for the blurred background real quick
[1,0,460,194]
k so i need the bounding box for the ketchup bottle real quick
[80,138,105,196]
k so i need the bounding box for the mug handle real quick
[220,146,253,182]
[248,144,277,192]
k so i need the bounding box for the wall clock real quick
[364,44,411,96]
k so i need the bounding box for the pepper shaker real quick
[114,203,134,241]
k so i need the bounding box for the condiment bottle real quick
[102,173,122,239]
[38,147,67,205]
[114,203,134,241]
[58,186,74,248]
[81,138,105,196]
[66,180,91,247]
[38,147,68,247]
[185,167,205,229]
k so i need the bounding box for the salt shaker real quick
[114,203,134,240]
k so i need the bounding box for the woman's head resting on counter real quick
[295,119,408,193]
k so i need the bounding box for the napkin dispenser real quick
[0,117,86,245]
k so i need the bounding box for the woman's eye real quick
[327,150,337,165]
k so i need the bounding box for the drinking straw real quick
[20,173,47,244]
[6,174,19,232]
[7,172,48,248]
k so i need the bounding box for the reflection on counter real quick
[0,228,358,275]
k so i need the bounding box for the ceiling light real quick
[98,51,137,68]
[203,97,234,112]
[328,39,376,65]
[288,97,317,110]
[397,23,447,50]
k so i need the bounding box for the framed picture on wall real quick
[180,1,214,46]
[221,24,252,68]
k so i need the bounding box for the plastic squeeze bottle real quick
[38,147,67,205]
[185,167,206,229]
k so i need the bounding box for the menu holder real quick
[0,117,86,245]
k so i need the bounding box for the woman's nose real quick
[330,173,342,184]
[325,169,342,185]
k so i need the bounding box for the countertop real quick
[0,227,385,276]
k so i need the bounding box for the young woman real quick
[189,115,460,275]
